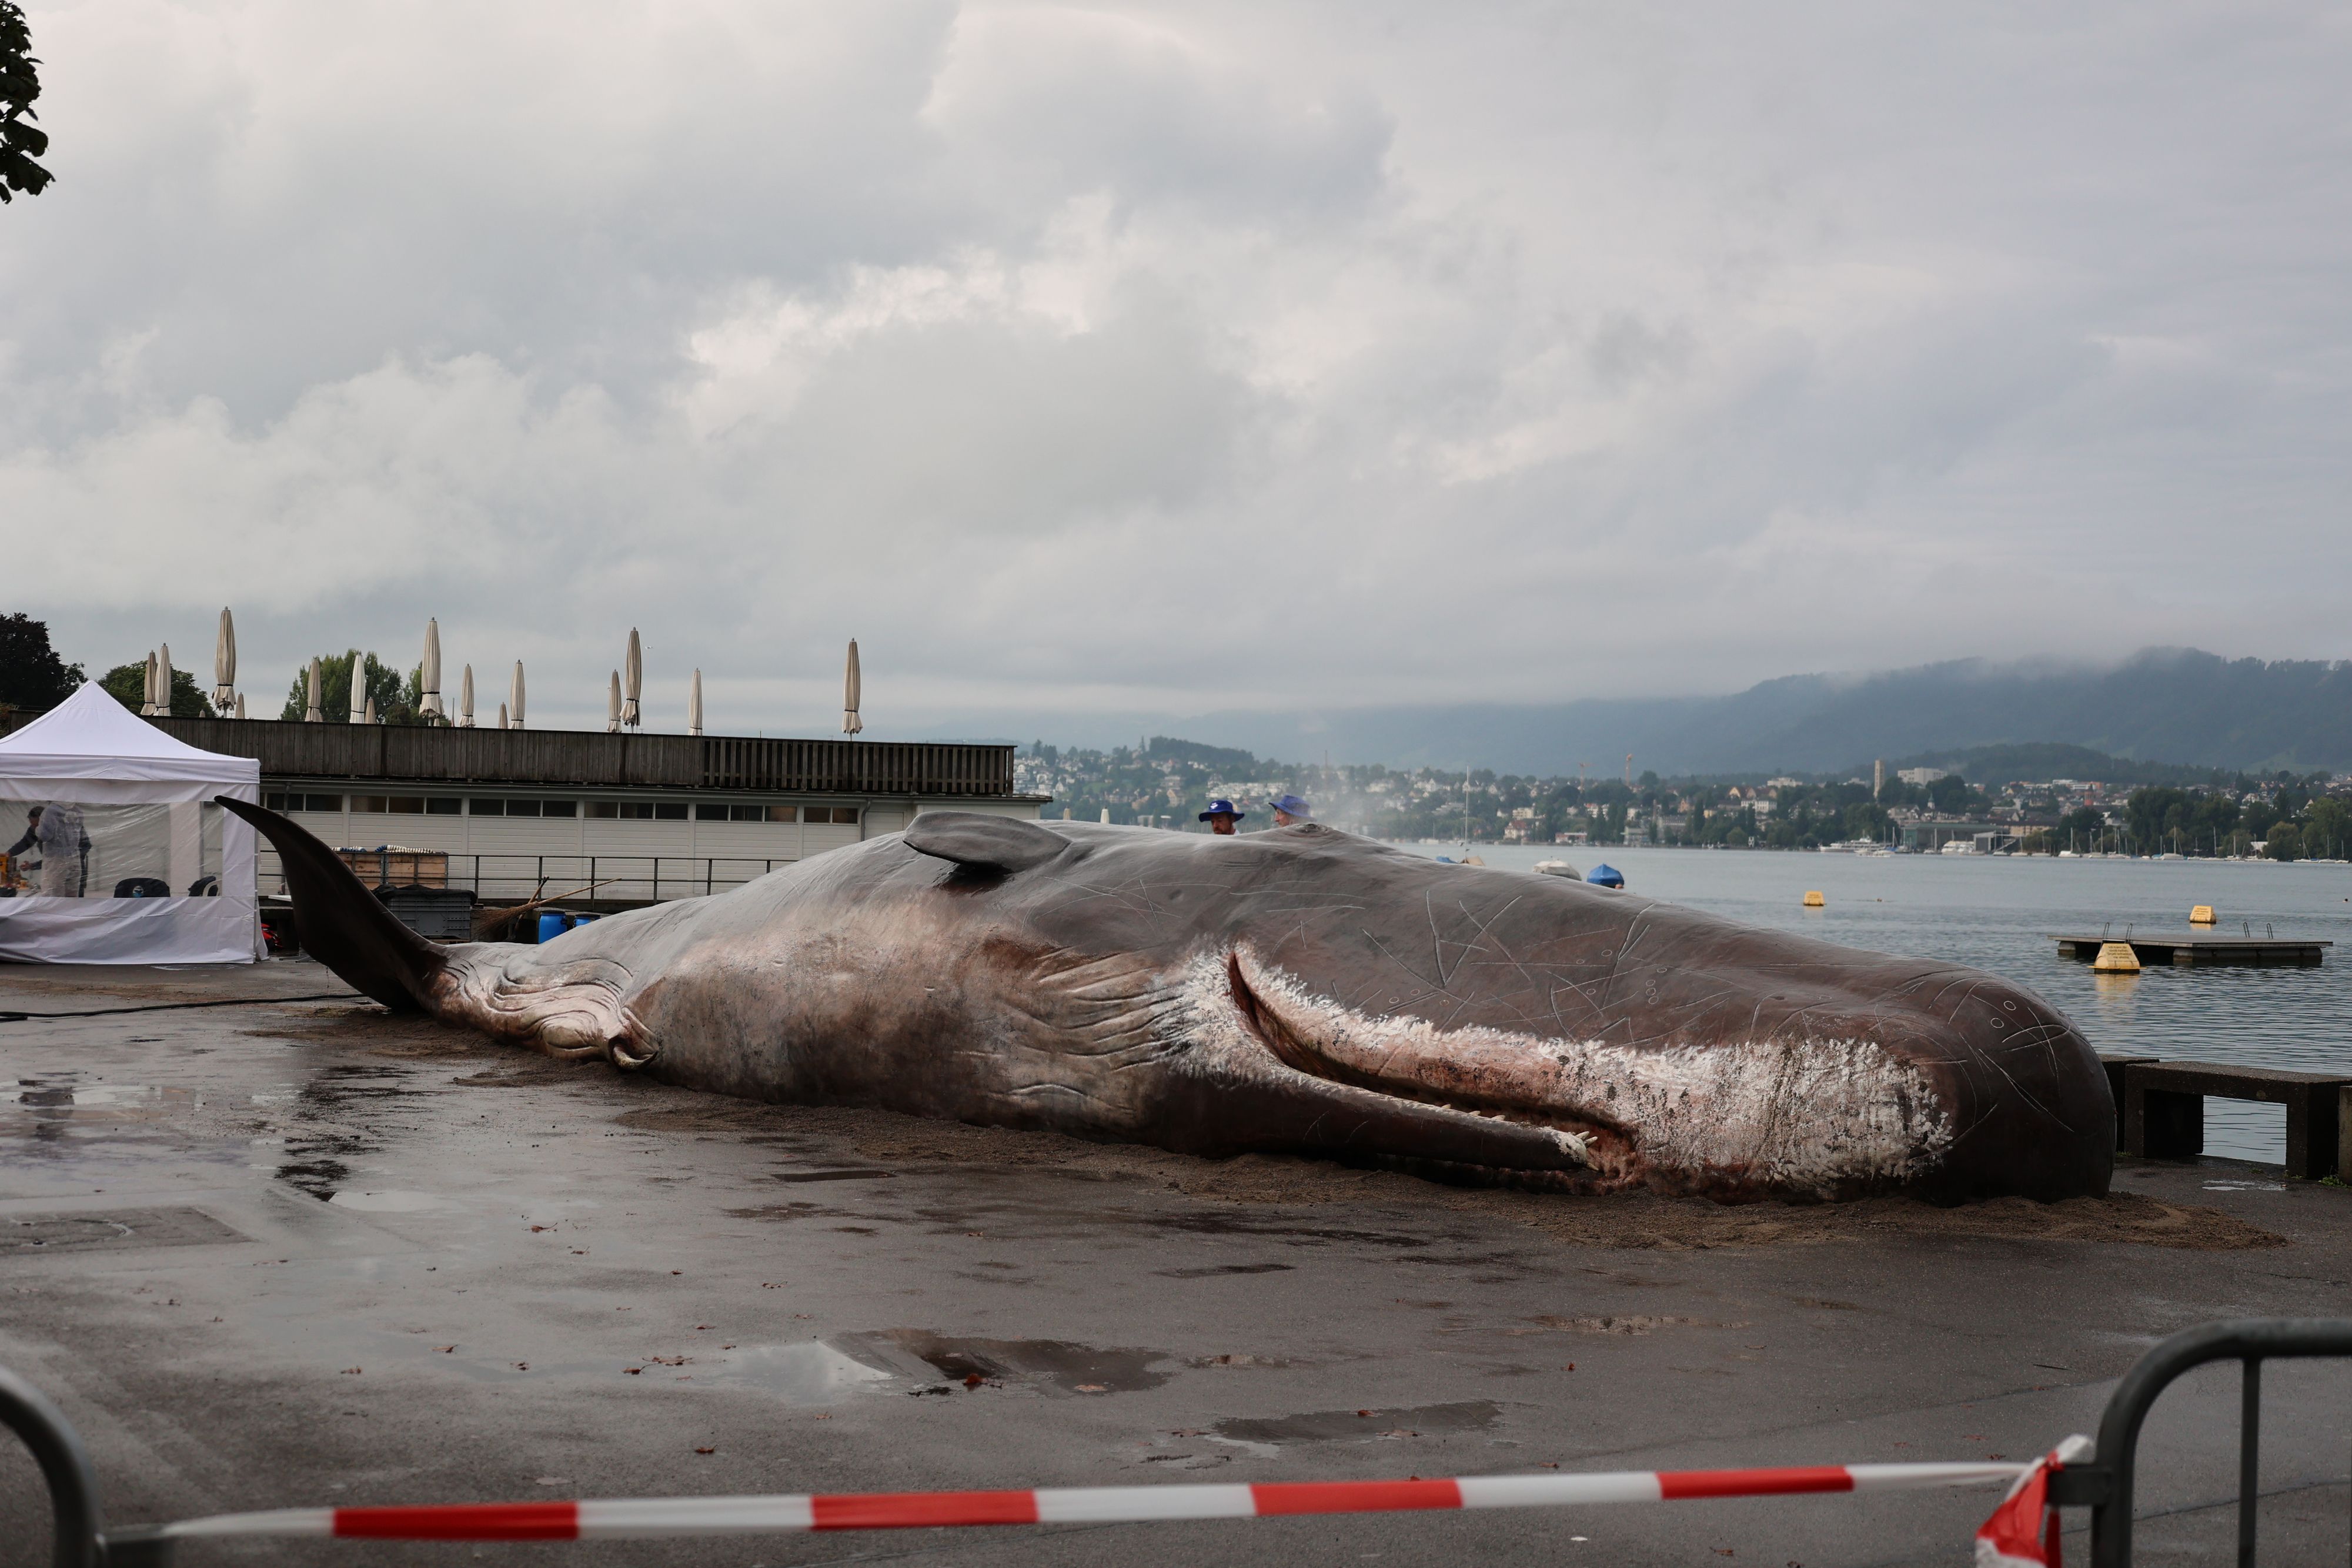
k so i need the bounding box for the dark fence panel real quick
[132,717,1013,796]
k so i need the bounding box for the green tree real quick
[100,661,214,717]
[2056,806,2104,851]
[2266,823,2302,862]
[2302,798,2352,861]
[1,2,54,203]
[1843,801,1892,843]
[279,651,425,724]
[0,611,82,712]
[1926,774,1983,815]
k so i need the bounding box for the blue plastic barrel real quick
[537,911,574,943]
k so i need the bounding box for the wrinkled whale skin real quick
[227,800,2112,1203]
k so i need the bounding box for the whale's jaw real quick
[1207,948,1953,1200]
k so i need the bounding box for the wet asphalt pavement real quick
[4,960,2352,1567]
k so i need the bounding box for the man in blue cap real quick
[1198,798,1245,835]
[1270,793,1313,826]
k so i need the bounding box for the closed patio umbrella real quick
[606,670,622,733]
[213,608,236,711]
[843,639,863,736]
[365,695,377,725]
[235,693,246,720]
[622,628,642,728]
[347,651,365,724]
[141,650,158,715]
[305,658,323,723]
[509,661,526,731]
[160,643,174,716]
[422,618,443,721]
[689,668,703,737]
[459,664,475,728]
[497,701,509,730]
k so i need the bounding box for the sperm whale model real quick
[225,800,2112,1203]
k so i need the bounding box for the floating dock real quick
[2055,934,2331,967]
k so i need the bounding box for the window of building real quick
[470,799,504,816]
[542,800,577,818]
[587,802,616,818]
[350,795,389,813]
[653,803,688,821]
[806,806,859,825]
[694,804,729,821]
[426,797,462,815]
[765,805,797,823]
[505,799,542,818]
[730,804,767,822]
[275,793,345,813]
[388,797,425,814]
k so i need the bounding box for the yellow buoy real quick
[2189,904,2216,925]
[1803,890,1825,908]
[2092,941,2142,974]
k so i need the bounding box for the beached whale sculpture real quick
[225,800,2112,1202]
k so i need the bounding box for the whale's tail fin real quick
[217,795,450,1012]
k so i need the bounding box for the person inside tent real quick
[6,804,92,897]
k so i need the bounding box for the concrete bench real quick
[2121,1061,2351,1180]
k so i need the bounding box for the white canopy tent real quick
[0,683,263,964]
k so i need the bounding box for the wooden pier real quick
[2054,934,2330,967]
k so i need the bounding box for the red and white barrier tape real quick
[1975,1436,2094,1568]
[153,1461,2035,1542]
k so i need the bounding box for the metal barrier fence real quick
[8,1319,2349,1565]
[2042,1317,2352,1567]
[258,852,790,907]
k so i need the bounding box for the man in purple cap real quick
[1198,798,1245,836]
[1270,793,1313,826]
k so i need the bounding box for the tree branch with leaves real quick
[1,1,54,204]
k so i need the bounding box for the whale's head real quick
[900,814,2113,1203]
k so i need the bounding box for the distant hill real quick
[1879,742,2235,789]
[1152,648,2352,776]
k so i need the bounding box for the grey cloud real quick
[5,1,2349,739]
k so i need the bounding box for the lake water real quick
[1388,842,2352,1164]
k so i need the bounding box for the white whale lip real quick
[1218,950,1607,1169]
[1201,947,1952,1198]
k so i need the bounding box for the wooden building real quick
[128,718,1045,906]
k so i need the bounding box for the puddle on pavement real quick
[858,1331,1177,1395]
[1212,1401,1502,1445]
[1141,1212,1431,1248]
[6,1074,199,1152]
[328,1189,448,1213]
[1504,1315,1736,1336]
[698,1341,900,1402]
[1155,1262,1295,1279]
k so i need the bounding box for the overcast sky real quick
[5,2,2347,741]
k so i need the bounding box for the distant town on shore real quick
[1021,737,2351,860]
